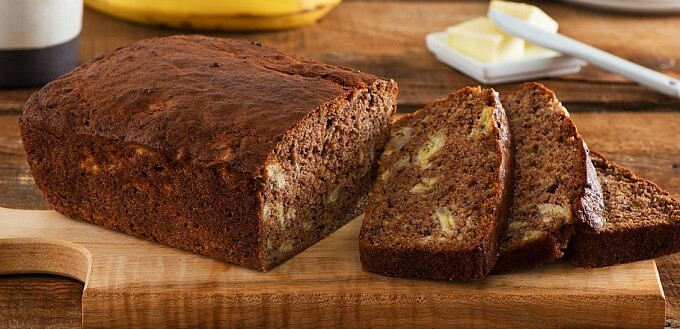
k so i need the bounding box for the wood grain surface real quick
[0,208,666,328]
[0,0,679,327]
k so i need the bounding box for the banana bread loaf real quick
[492,83,605,274]
[566,151,680,267]
[359,87,512,281]
[20,35,398,271]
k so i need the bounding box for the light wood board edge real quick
[0,207,666,328]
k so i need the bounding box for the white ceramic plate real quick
[562,0,680,13]
[425,32,587,85]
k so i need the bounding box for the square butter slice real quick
[489,0,558,49]
[490,0,558,33]
[446,17,524,63]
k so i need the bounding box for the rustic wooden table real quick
[1,1,678,327]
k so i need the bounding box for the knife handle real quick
[541,32,679,98]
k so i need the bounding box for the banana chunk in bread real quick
[492,83,605,274]
[360,86,512,281]
[566,151,680,267]
[20,35,398,271]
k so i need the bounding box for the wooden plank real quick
[0,208,665,328]
[78,1,680,69]
[0,89,37,115]
[0,116,49,210]
[0,274,82,329]
[660,253,680,328]
[3,2,676,113]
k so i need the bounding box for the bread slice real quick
[359,86,513,281]
[491,83,605,274]
[566,151,680,267]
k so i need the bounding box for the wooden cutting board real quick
[0,207,665,328]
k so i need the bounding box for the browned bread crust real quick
[20,35,398,271]
[360,86,513,280]
[566,151,680,267]
[492,83,604,274]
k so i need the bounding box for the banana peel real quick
[85,0,342,31]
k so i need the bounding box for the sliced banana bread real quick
[20,35,398,271]
[359,86,512,281]
[492,83,605,274]
[566,151,680,267]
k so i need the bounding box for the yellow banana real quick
[85,0,342,31]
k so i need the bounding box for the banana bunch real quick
[85,0,342,31]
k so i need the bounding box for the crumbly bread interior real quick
[501,86,584,249]
[592,153,680,232]
[360,87,511,280]
[492,83,602,273]
[260,82,396,268]
[566,152,680,267]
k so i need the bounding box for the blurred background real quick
[2,0,679,112]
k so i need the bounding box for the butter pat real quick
[490,0,558,33]
[490,0,558,49]
[446,17,524,63]
[446,1,559,63]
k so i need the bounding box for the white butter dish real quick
[426,31,587,84]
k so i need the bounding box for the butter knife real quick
[489,9,680,98]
